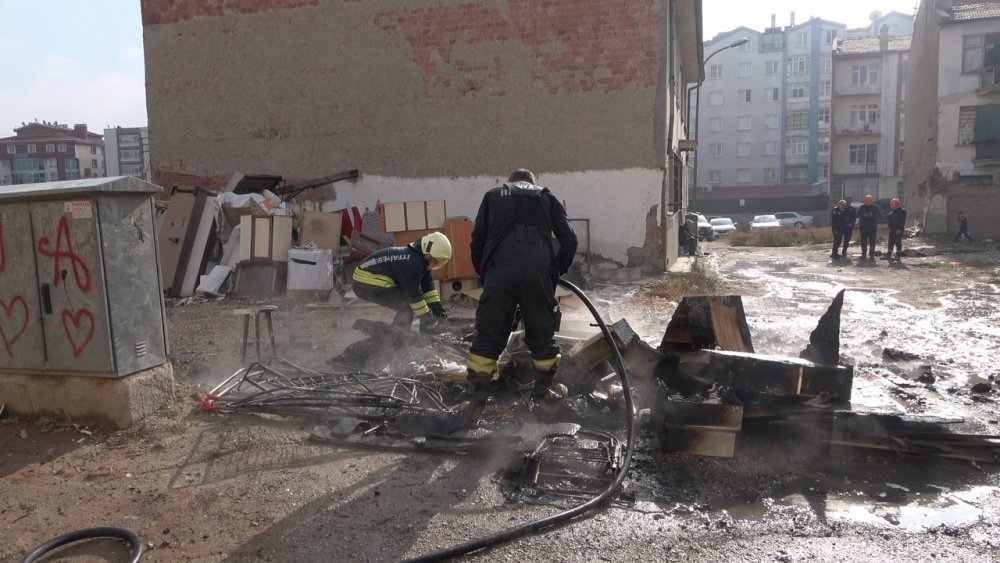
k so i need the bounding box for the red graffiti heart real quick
[0,296,29,357]
[62,308,95,358]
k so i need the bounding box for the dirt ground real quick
[2,236,1000,562]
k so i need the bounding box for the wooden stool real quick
[233,305,278,364]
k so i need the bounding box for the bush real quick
[727,227,832,247]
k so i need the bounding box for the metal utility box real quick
[0,177,167,377]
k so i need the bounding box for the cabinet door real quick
[31,200,113,372]
[0,204,46,369]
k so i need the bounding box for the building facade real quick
[830,32,911,204]
[0,122,105,186]
[904,0,1000,237]
[104,127,150,181]
[693,15,847,206]
[140,0,703,268]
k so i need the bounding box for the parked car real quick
[750,214,782,230]
[774,211,815,228]
[709,217,737,237]
[685,212,715,241]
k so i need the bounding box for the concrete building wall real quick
[937,21,996,177]
[902,1,941,213]
[141,0,698,264]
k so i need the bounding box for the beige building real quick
[830,31,911,204]
[141,0,704,268]
[904,0,1000,237]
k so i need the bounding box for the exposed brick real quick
[372,0,660,98]
[141,0,319,26]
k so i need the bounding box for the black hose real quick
[21,527,145,563]
[403,279,635,562]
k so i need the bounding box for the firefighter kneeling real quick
[352,232,452,333]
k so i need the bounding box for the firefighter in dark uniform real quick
[830,199,849,259]
[856,194,881,260]
[465,169,578,409]
[885,198,906,261]
[352,232,452,332]
[841,196,856,256]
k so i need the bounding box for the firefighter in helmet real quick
[352,231,452,332]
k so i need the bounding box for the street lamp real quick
[690,37,750,201]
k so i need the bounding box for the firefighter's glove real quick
[418,314,442,334]
[429,302,448,319]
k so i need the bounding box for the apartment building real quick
[694,14,846,200]
[0,122,105,186]
[830,31,911,204]
[904,0,1000,238]
[104,126,150,181]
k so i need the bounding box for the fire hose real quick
[404,278,635,562]
[21,527,145,562]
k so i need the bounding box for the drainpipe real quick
[662,0,677,269]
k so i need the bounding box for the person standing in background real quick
[856,195,880,260]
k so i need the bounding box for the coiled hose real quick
[404,278,635,562]
[21,527,145,563]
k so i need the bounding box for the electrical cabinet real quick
[0,177,167,376]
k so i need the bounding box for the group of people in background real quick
[830,195,907,262]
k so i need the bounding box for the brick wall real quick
[142,0,668,187]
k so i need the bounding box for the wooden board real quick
[299,210,343,252]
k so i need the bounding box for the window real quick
[122,164,144,176]
[850,104,879,125]
[45,144,54,153]
[737,142,751,157]
[45,158,56,168]
[823,29,838,45]
[738,62,753,78]
[791,85,808,100]
[852,64,879,85]
[822,55,832,73]
[849,144,877,164]
[709,64,723,79]
[120,149,141,161]
[736,168,752,183]
[708,169,722,184]
[787,56,810,76]
[708,143,722,157]
[763,168,779,182]
[786,137,808,156]
[709,92,723,106]
[963,34,985,73]
[27,144,36,154]
[5,145,14,154]
[765,60,780,75]
[91,158,98,168]
[899,144,905,164]
[959,106,977,145]
[57,143,67,152]
[765,87,779,102]
[709,117,723,132]
[796,31,808,48]
[785,166,809,183]
[737,115,752,130]
[786,111,809,130]
[765,114,779,129]
[762,32,784,51]
[738,39,752,51]
[764,141,778,155]
[49,172,58,181]
[818,134,830,152]
[819,108,831,125]
[90,146,97,155]
[819,81,831,96]
[737,89,751,103]
[120,134,140,146]
[819,164,830,179]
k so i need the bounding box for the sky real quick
[0,0,921,138]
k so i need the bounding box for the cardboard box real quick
[299,211,344,252]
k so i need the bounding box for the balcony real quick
[838,123,880,136]
[834,83,881,97]
[979,66,1000,96]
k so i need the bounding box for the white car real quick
[774,211,815,229]
[709,217,737,237]
[750,214,781,230]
